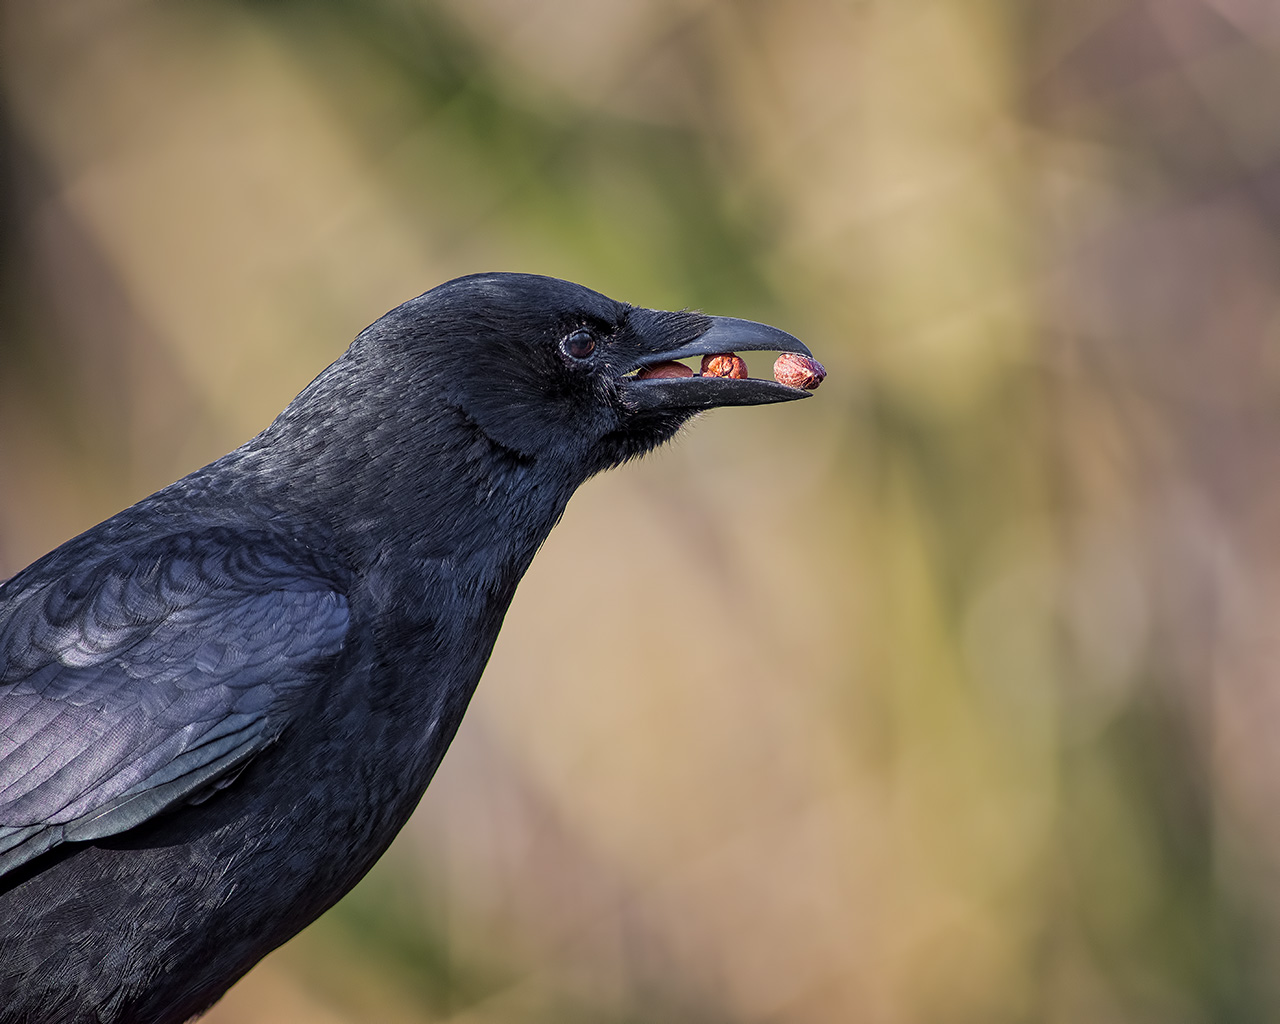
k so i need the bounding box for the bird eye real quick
[562,329,596,360]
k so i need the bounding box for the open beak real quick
[618,315,815,412]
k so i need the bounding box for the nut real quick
[636,360,694,380]
[700,352,749,379]
[773,352,826,390]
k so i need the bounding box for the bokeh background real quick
[4,0,1280,1020]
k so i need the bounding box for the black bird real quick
[0,273,813,1023]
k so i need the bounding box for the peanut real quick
[636,361,694,380]
[700,352,749,379]
[773,352,826,390]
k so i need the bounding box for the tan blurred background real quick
[5,0,1280,1021]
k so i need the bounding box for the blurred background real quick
[4,0,1280,1020]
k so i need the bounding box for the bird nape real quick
[0,272,816,1024]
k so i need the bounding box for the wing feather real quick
[0,531,349,877]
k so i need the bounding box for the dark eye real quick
[561,328,596,360]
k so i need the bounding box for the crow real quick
[0,273,813,1023]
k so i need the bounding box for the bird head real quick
[370,273,813,476]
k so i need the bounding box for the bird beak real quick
[618,315,815,412]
